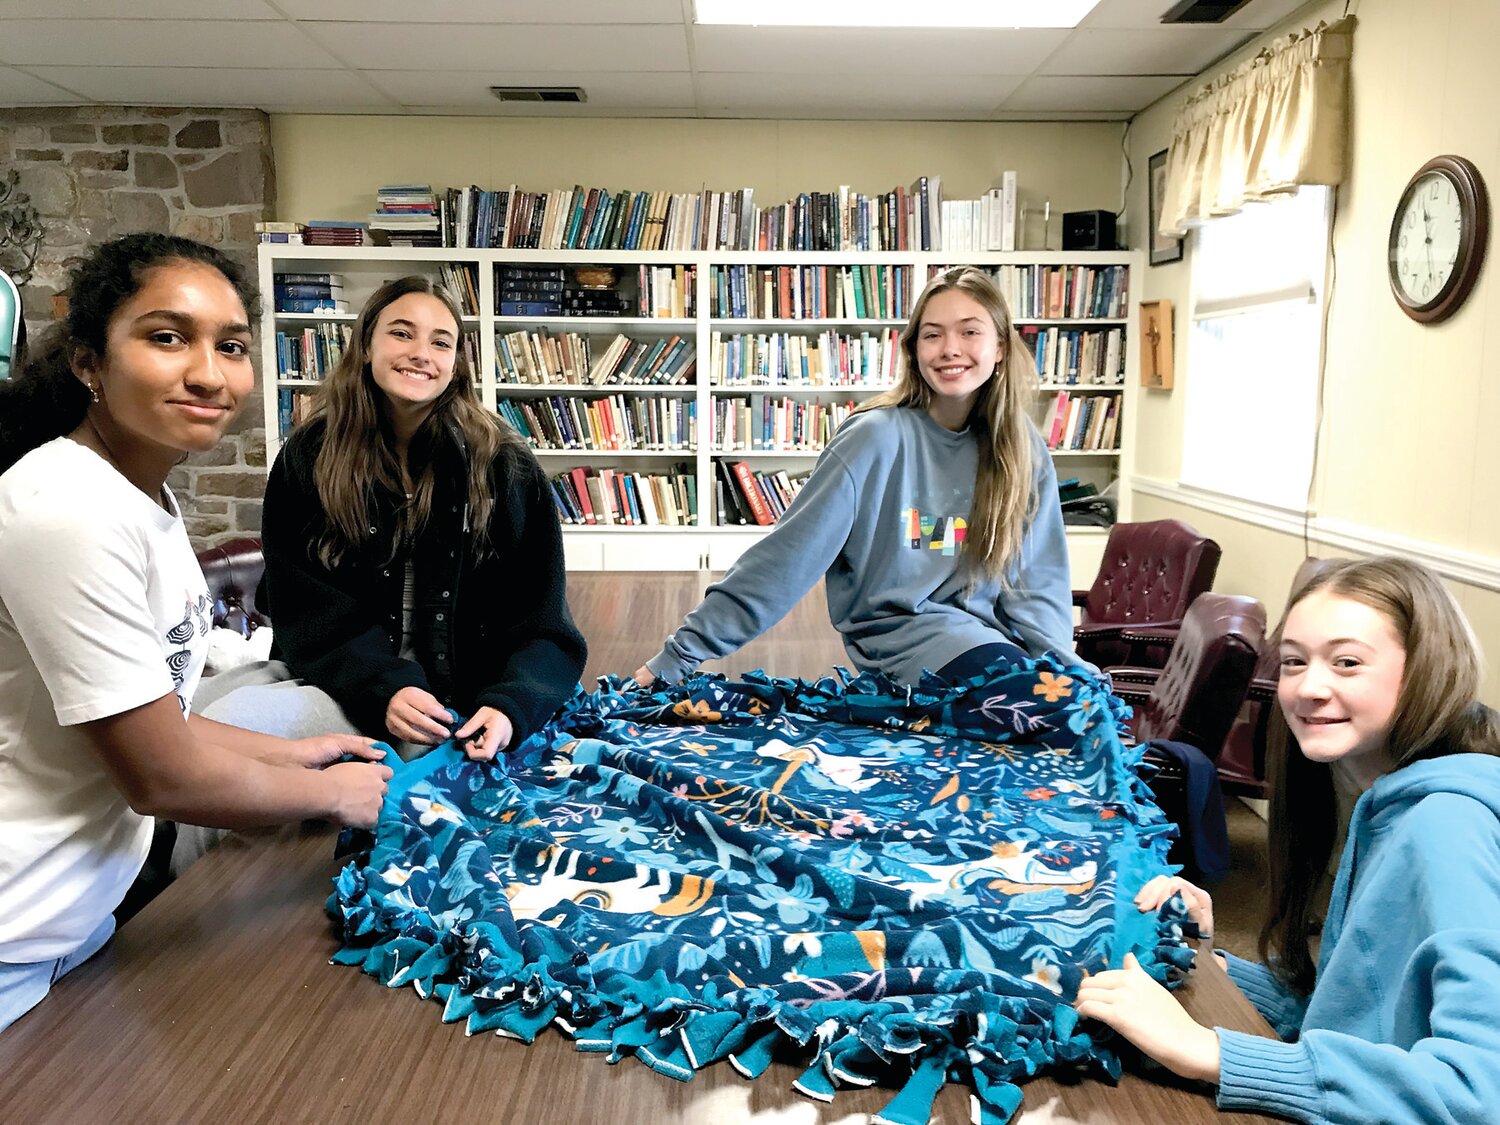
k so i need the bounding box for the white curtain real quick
[1159,15,1354,238]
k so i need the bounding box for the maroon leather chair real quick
[1074,519,1221,669]
[1111,592,1267,756]
[195,536,268,636]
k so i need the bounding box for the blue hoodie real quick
[645,406,1079,685]
[1216,753,1500,1124]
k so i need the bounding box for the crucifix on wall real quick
[1138,299,1174,389]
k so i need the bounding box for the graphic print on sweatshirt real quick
[903,507,968,556]
[164,591,212,714]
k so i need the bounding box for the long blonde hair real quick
[302,275,519,567]
[1261,555,1500,990]
[858,266,1040,581]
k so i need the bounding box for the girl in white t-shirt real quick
[0,234,393,1034]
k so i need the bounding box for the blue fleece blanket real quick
[328,657,1193,1124]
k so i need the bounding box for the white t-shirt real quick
[0,438,210,963]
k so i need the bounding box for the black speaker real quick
[1062,209,1117,251]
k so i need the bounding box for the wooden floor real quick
[568,570,850,688]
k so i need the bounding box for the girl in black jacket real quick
[259,276,585,759]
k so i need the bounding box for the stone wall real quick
[0,105,274,546]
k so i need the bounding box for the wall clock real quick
[1388,155,1489,324]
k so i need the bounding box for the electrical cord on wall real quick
[1304,185,1340,559]
[1117,118,1135,231]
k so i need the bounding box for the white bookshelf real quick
[258,246,1139,576]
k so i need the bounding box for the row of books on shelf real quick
[272,271,349,314]
[993,264,1129,321]
[1021,326,1126,386]
[711,265,913,321]
[498,395,696,452]
[495,264,631,318]
[716,461,809,527]
[550,465,698,527]
[1041,391,1121,452]
[709,328,899,387]
[712,396,857,453]
[437,262,480,316]
[256,221,375,247]
[370,185,441,247]
[497,330,696,386]
[275,322,351,380]
[422,173,1018,253]
[277,388,315,438]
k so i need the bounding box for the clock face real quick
[1391,171,1463,307]
[1388,155,1489,323]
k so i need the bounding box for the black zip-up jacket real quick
[258,418,586,748]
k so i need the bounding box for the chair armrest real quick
[1111,682,1153,707]
[1117,621,1184,644]
[1074,621,1128,642]
[1107,666,1161,687]
[1246,676,1278,703]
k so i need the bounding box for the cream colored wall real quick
[1123,0,1500,700]
[269,116,1126,228]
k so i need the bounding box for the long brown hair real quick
[304,275,518,566]
[857,266,1039,582]
[1260,555,1500,990]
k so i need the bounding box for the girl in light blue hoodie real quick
[1076,555,1500,1124]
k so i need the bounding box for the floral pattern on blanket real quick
[329,657,1194,1125]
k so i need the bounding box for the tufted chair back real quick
[195,536,268,637]
[1074,519,1221,668]
[1129,592,1265,754]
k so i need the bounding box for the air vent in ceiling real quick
[1159,0,1252,22]
[490,86,587,103]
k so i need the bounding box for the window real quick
[1179,187,1332,510]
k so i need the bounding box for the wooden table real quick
[0,826,1277,1123]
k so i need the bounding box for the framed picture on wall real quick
[1148,149,1184,266]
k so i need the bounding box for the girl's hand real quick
[1074,952,1222,1083]
[281,733,385,769]
[323,760,394,828]
[455,707,512,761]
[1135,874,1216,938]
[632,666,655,688]
[386,686,453,745]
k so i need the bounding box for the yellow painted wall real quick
[1123,0,1500,699]
[269,116,1126,230]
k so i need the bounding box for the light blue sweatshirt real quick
[645,406,1078,685]
[1217,753,1500,1124]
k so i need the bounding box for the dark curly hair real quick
[0,232,259,475]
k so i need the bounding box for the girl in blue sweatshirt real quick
[1075,555,1500,1124]
[636,266,1079,687]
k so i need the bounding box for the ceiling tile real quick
[0,19,344,68]
[298,22,689,72]
[401,104,694,118]
[1002,74,1190,112]
[697,72,1023,120]
[279,0,683,22]
[1079,0,1320,30]
[363,70,696,109]
[691,25,1069,75]
[0,65,85,104]
[1040,27,1254,75]
[1,0,283,15]
[24,67,398,109]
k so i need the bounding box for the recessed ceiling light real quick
[693,0,1103,28]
